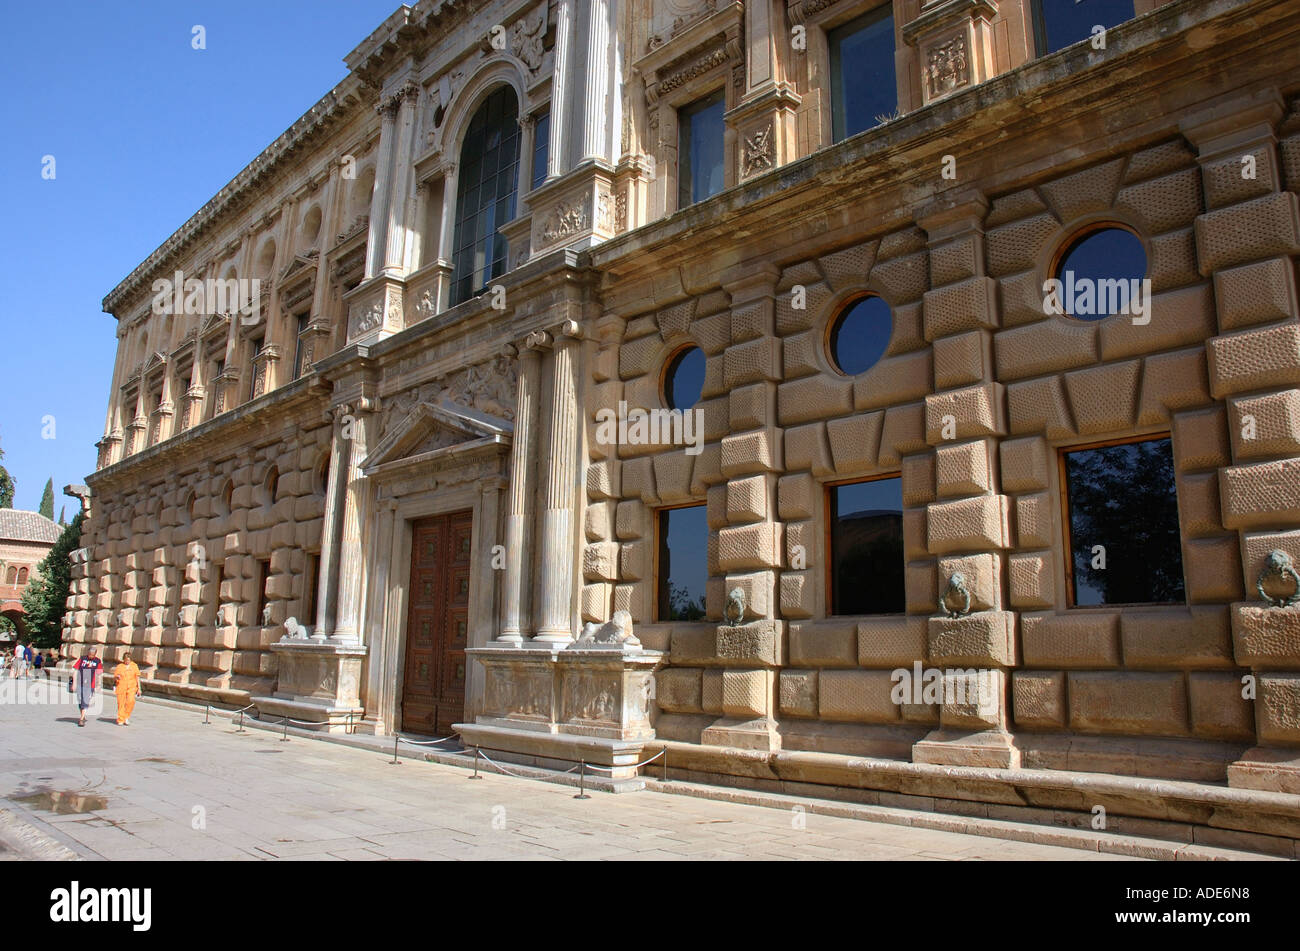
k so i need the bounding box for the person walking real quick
[72,647,102,727]
[12,642,27,679]
[112,652,141,726]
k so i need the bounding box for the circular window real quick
[1052,226,1147,321]
[663,346,705,410]
[828,296,892,376]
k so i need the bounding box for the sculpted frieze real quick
[379,353,518,435]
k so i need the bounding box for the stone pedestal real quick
[456,642,664,779]
[1228,603,1300,792]
[253,637,366,733]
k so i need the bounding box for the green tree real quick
[0,444,13,509]
[20,511,83,649]
[39,478,54,520]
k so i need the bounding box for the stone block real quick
[585,501,613,541]
[819,240,877,292]
[1014,491,1053,550]
[587,459,622,500]
[788,619,857,667]
[902,506,928,561]
[1207,323,1300,398]
[1223,456,1300,530]
[777,473,816,520]
[871,251,928,304]
[1098,285,1215,363]
[995,320,1098,381]
[1039,158,1124,222]
[620,541,649,582]
[900,452,936,507]
[1193,190,1300,274]
[1121,606,1233,669]
[1232,604,1300,669]
[722,669,770,717]
[857,616,927,667]
[817,670,900,723]
[779,571,816,619]
[1068,671,1188,736]
[936,552,1001,613]
[1171,407,1230,471]
[999,437,1049,493]
[724,337,781,388]
[1008,550,1055,609]
[720,428,781,476]
[1183,535,1246,603]
[1021,611,1121,667]
[826,412,884,476]
[582,542,619,582]
[986,213,1059,278]
[878,403,928,466]
[717,522,781,571]
[932,330,989,390]
[729,381,771,431]
[726,473,770,524]
[778,669,818,718]
[716,618,783,667]
[1214,256,1297,331]
[783,422,833,477]
[1177,471,1223,537]
[653,452,695,504]
[1257,674,1300,745]
[905,559,937,614]
[782,330,821,380]
[924,383,1005,444]
[701,669,723,714]
[1114,167,1202,233]
[927,611,1015,667]
[1063,360,1141,435]
[1228,389,1300,460]
[1012,671,1066,729]
[934,438,994,498]
[1005,376,1074,439]
[1187,672,1254,741]
[925,495,1010,553]
[778,375,853,424]
[853,350,933,411]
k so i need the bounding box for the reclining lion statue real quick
[575,609,640,647]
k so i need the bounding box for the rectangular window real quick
[828,476,905,616]
[531,109,550,191]
[1033,0,1135,56]
[293,313,310,380]
[1062,436,1185,606]
[211,562,224,624]
[678,90,726,208]
[248,337,264,401]
[829,5,898,142]
[256,559,271,624]
[301,552,320,628]
[657,504,709,622]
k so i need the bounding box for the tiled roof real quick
[0,510,61,544]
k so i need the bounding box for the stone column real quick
[581,0,611,163]
[534,321,582,644]
[313,405,350,636]
[360,499,399,733]
[548,0,576,179]
[330,398,376,645]
[365,95,400,279]
[499,336,546,643]
[382,82,420,277]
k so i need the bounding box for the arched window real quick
[16,567,28,585]
[451,85,521,306]
[5,566,16,585]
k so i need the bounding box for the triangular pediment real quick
[361,400,511,473]
[280,251,319,285]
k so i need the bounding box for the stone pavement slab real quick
[0,683,1223,861]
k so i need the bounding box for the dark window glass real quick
[665,346,705,410]
[678,90,725,207]
[256,559,271,622]
[293,313,310,379]
[830,477,905,615]
[829,6,898,141]
[1034,0,1136,55]
[829,296,892,375]
[1064,437,1185,606]
[531,109,550,191]
[1054,227,1147,321]
[452,85,521,306]
[657,505,708,622]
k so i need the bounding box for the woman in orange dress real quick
[113,652,142,726]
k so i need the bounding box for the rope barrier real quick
[580,748,666,773]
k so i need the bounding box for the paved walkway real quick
[0,679,1139,861]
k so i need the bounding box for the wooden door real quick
[401,510,473,735]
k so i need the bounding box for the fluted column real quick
[382,82,420,276]
[365,96,400,278]
[548,0,576,179]
[499,336,546,643]
[534,321,582,644]
[313,405,351,636]
[582,0,611,162]
[331,398,375,645]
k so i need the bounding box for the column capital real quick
[523,329,552,351]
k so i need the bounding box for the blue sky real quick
[0,0,398,516]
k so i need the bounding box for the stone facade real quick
[65,0,1300,830]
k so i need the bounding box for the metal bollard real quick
[469,747,482,780]
[203,704,210,725]
[662,748,668,784]
[280,717,290,742]
[389,733,401,765]
[574,760,591,800]
[235,709,246,734]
